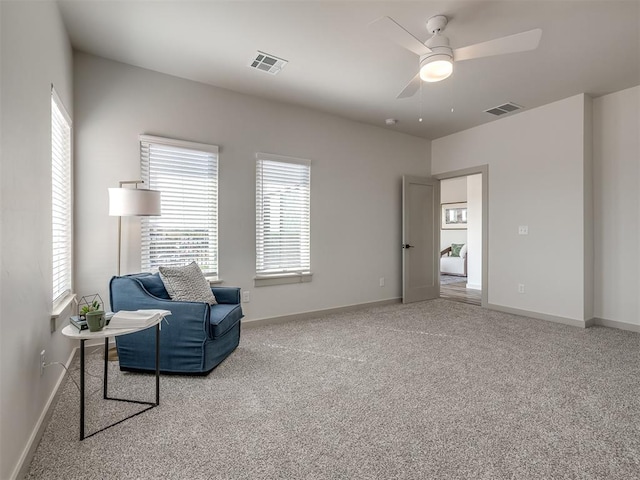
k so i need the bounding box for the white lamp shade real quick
[108,188,161,216]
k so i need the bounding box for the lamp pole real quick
[114,180,147,276]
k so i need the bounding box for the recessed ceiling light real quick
[385,118,398,125]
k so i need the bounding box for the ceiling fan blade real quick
[453,28,542,62]
[370,16,432,57]
[397,73,421,99]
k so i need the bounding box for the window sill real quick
[207,277,223,286]
[254,272,313,287]
[51,293,76,332]
[51,293,76,320]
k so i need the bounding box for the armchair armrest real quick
[211,287,241,304]
[441,246,452,257]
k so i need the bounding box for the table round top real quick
[61,316,162,340]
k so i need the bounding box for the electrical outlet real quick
[242,290,250,303]
[518,284,525,294]
[518,225,528,235]
[379,277,385,287]
[40,350,46,376]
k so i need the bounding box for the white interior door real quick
[402,176,440,303]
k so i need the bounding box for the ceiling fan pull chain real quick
[419,81,423,123]
[450,66,455,114]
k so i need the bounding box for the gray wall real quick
[433,87,640,328]
[0,2,74,478]
[73,53,431,323]
[593,86,640,328]
[432,94,592,322]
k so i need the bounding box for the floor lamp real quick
[107,181,161,361]
[108,180,161,276]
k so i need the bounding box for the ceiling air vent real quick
[248,51,288,75]
[484,102,523,116]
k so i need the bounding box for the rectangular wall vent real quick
[248,51,288,75]
[484,102,523,116]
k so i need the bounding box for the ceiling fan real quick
[370,15,542,98]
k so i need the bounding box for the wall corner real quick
[582,94,594,321]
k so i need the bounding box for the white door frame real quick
[433,165,489,308]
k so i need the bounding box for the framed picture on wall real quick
[442,202,467,229]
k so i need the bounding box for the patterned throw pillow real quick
[159,262,217,305]
[450,243,464,257]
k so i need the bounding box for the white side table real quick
[62,318,162,440]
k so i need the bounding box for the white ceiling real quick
[58,1,640,140]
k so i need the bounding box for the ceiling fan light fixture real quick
[419,54,453,82]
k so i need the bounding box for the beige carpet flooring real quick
[26,299,640,479]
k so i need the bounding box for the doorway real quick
[435,167,488,308]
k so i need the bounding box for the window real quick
[51,88,72,305]
[140,135,218,276]
[256,153,311,281]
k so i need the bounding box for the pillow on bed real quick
[159,262,217,305]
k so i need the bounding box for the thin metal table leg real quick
[155,323,160,405]
[76,322,161,440]
[103,337,109,399]
[80,339,85,441]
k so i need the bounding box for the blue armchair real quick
[109,273,243,375]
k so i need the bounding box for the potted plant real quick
[80,299,100,317]
[81,299,105,332]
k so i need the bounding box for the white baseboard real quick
[13,347,77,480]
[243,298,401,328]
[591,317,640,332]
[486,303,588,328]
[485,305,640,333]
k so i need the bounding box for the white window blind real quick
[256,153,311,275]
[140,135,219,275]
[51,88,72,303]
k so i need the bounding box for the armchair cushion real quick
[451,243,464,257]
